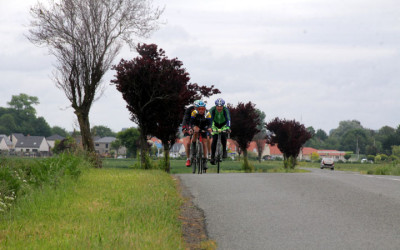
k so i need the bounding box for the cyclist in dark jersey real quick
[209,98,231,165]
[189,100,212,170]
[182,100,200,167]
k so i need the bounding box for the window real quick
[106,144,108,148]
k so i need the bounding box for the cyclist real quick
[182,100,200,167]
[189,100,212,171]
[209,98,231,165]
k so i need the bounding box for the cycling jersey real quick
[190,109,212,129]
[182,105,195,130]
[209,106,231,134]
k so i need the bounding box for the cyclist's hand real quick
[207,128,212,133]
[194,126,200,133]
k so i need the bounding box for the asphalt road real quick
[177,168,400,250]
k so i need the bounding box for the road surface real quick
[177,168,400,250]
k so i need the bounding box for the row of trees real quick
[22,0,317,170]
[0,94,69,137]
[305,120,400,156]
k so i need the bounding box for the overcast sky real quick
[1,0,400,134]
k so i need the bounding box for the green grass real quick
[301,161,400,175]
[102,158,308,173]
[0,168,184,249]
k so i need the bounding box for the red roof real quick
[302,147,318,155]
[269,144,283,155]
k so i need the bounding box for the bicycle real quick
[191,130,207,174]
[214,129,229,174]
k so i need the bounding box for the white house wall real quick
[39,139,50,152]
[0,139,9,151]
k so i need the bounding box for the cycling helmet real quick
[215,98,225,106]
[193,100,201,107]
[196,100,206,108]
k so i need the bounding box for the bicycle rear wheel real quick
[216,141,222,174]
[197,141,203,174]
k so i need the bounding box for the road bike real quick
[192,130,207,174]
[214,130,229,174]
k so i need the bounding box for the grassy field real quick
[103,157,400,176]
[0,168,185,249]
[102,158,309,174]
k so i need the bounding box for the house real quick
[298,147,318,161]
[14,135,50,157]
[265,144,284,159]
[169,143,185,158]
[10,133,24,148]
[46,134,65,149]
[0,135,13,152]
[95,137,115,155]
[94,137,127,156]
[299,147,346,161]
[247,140,268,157]
[316,150,346,161]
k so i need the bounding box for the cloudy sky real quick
[1,0,400,134]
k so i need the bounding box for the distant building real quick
[14,135,50,157]
[46,134,65,149]
[0,135,13,152]
[95,137,126,157]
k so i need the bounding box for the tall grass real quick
[0,169,184,249]
[0,153,90,213]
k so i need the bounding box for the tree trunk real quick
[163,144,170,173]
[139,132,150,169]
[75,109,102,168]
[76,111,95,152]
[242,149,252,172]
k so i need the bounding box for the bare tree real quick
[27,0,162,155]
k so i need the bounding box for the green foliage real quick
[0,153,90,213]
[133,152,157,170]
[367,155,375,162]
[53,137,77,154]
[311,152,320,162]
[0,169,184,249]
[116,128,140,157]
[241,156,254,173]
[51,126,69,137]
[91,125,116,137]
[344,153,352,160]
[391,145,400,158]
[283,156,297,169]
[0,94,52,136]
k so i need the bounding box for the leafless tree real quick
[27,0,163,154]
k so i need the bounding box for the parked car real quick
[321,158,334,170]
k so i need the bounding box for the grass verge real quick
[0,169,185,249]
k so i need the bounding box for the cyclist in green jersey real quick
[209,98,231,165]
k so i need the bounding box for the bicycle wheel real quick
[197,141,203,174]
[192,157,196,174]
[216,137,222,173]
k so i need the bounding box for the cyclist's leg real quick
[183,134,191,166]
[207,132,211,159]
[191,129,198,159]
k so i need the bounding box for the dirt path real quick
[175,175,216,250]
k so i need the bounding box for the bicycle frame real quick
[215,130,229,174]
[192,130,206,174]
